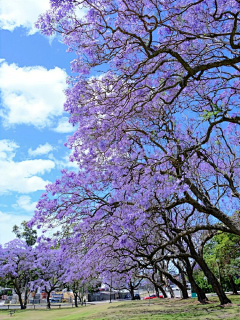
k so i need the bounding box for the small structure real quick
[88,292,118,302]
[51,293,63,303]
[29,293,41,304]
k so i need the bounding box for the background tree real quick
[13,220,37,247]
[31,245,67,309]
[204,233,240,294]
[0,240,35,309]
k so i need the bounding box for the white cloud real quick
[0,159,55,194]
[0,139,19,160]
[0,62,67,128]
[0,211,31,245]
[0,0,51,34]
[0,139,55,194]
[14,195,37,213]
[52,117,76,133]
[29,143,54,157]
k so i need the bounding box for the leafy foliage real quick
[12,220,37,246]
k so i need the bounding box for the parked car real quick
[124,293,141,300]
[49,298,61,303]
[186,283,191,290]
[143,294,163,300]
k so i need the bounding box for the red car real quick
[143,294,163,300]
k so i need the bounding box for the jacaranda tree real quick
[0,240,36,309]
[31,244,68,309]
[30,0,240,305]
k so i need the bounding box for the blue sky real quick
[0,0,78,244]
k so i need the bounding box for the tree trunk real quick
[46,291,51,309]
[230,276,238,295]
[158,285,167,298]
[191,280,208,303]
[17,292,25,310]
[169,286,175,298]
[129,283,135,300]
[23,288,29,308]
[74,293,78,307]
[186,236,231,305]
[184,259,208,303]
[154,284,160,297]
[181,285,189,299]
[160,271,189,299]
[81,285,85,306]
[173,263,189,299]
[78,293,82,304]
[180,271,187,291]
[13,282,25,310]
[196,257,231,305]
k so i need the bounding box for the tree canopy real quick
[23,0,240,305]
[12,220,37,247]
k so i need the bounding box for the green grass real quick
[1,296,240,320]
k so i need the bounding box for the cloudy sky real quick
[0,0,78,244]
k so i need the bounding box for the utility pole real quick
[216,259,221,286]
[110,277,112,303]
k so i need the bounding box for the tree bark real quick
[191,280,208,303]
[181,285,189,299]
[17,292,25,310]
[13,280,25,310]
[159,270,189,299]
[152,270,167,298]
[158,285,167,298]
[184,258,208,303]
[154,284,159,297]
[169,286,175,298]
[23,288,29,308]
[196,257,231,305]
[74,293,78,307]
[230,276,238,295]
[186,235,231,305]
[46,291,51,309]
[129,283,135,300]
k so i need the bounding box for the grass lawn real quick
[1,296,240,320]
